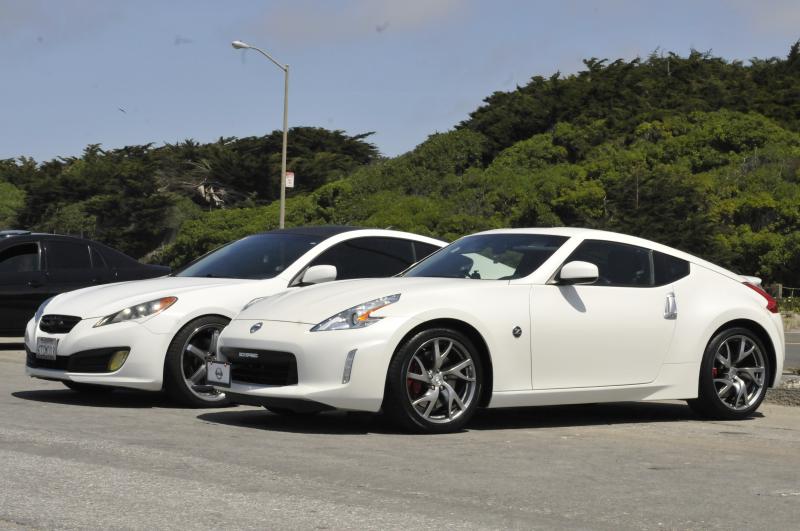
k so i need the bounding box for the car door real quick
[530,239,677,389]
[43,238,96,296]
[0,240,46,334]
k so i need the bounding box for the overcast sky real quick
[2,0,799,162]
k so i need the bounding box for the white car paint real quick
[24,229,445,392]
[215,227,785,417]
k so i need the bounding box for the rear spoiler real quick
[741,275,762,286]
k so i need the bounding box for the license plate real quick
[36,337,59,360]
[206,361,231,388]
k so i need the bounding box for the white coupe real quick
[24,227,444,406]
[212,228,785,433]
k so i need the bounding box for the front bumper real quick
[214,318,415,412]
[24,316,174,391]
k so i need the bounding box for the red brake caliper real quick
[712,367,718,378]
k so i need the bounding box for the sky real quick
[1,0,799,162]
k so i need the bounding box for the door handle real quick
[27,280,43,288]
[664,293,677,319]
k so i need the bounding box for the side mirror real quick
[300,265,337,285]
[558,261,599,285]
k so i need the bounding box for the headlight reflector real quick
[310,294,400,332]
[94,297,178,327]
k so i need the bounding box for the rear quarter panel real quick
[667,264,783,385]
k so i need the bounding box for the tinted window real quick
[310,237,416,280]
[405,234,568,280]
[99,246,138,268]
[90,247,107,269]
[413,242,441,262]
[47,240,91,269]
[176,233,321,279]
[654,251,690,285]
[0,243,40,273]
[566,240,652,287]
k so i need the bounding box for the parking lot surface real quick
[1,347,799,530]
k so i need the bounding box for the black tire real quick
[687,326,770,420]
[383,327,483,434]
[164,315,231,408]
[62,381,114,393]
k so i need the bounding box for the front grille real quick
[26,346,129,373]
[222,348,298,386]
[39,314,81,334]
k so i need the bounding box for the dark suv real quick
[0,231,169,336]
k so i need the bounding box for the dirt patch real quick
[766,388,800,407]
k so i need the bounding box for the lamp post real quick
[231,40,289,229]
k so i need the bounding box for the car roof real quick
[258,225,446,247]
[473,227,744,281]
[261,225,362,238]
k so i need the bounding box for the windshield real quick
[175,233,322,279]
[404,233,568,280]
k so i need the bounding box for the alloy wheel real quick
[181,324,226,402]
[405,337,477,424]
[712,334,766,411]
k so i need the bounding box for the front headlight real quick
[93,297,178,327]
[310,294,400,332]
[34,296,55,323]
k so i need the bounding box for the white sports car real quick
[24,226,444,406]
[212,228,785,433]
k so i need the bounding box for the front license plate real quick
[206,361,231,388]
[36,337,58,360]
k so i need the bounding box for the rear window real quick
[653,251,690,285]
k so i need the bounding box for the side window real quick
[46,240,91,270]
[310,237,416,280]
[653,251,690,285]
[0,243,40,273]
[413,242,441,262]
[90,247,108,269]
[565,240,652,287]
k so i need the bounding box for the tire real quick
[164,315,231,408]
[62,381,114,393]
[383,327,483,434]
[687,327,770,420]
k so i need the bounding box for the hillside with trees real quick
[2,43,799,284]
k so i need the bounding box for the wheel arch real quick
[709,318,777,388]
[394,318,494,407]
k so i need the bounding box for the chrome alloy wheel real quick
[712,334,766,411]
[405,337,477,423]
[181,324,226,402]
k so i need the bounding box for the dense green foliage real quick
[3,44,800,285]
[0,128,378,257]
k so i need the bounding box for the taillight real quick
[744,282,779,313]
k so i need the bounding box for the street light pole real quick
[231,40,289,228]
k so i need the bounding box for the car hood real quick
[44,276,255,318]
[237,276,474,324]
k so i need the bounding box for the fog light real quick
[342,349,357,384]
[108,349,130,371]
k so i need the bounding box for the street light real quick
[231,40,289,229]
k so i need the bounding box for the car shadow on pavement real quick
[11,389,191,409]
[197,400,759,435]
[197,409,393,435]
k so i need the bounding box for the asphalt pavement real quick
[1,347,799,530]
